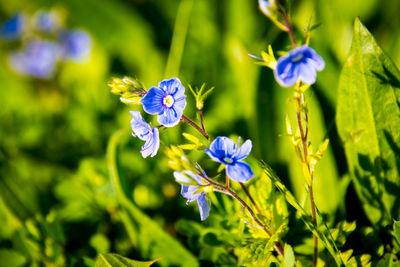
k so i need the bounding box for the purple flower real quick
[205,136,254,183]
[140,78,187,127]
[174,170,210,221]
[274,45,325,87]
[130,111,160,158]
[0,13,25,40]
[8,41,59,79]
[60,30,91,62]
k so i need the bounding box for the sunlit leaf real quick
[95,253,160,267]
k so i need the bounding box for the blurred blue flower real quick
[130,111,160,158]
[174,170,210,221]
[60,30,91,62]
[35,10,60,33]
[8,41,59,79]
[274,45,325,87]
[259,0,274,17]
[140,78,187,127]
[205,136,254,183]
[0,13,25,40]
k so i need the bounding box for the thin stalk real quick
[198,109,206,132]
[199,174,284,258]
[280,10,297,48]
[239,182,263,215]
[295,94,318,267]
[181,115,210,140]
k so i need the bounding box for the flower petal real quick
[140,87,164,115]
[157,107,182,127]
[204,148,224,164]
[226,161,255,182]
[299,61,317,84]
[197,193,210,221]
[181,184,199,203]
[140,128,159,158]
[130,111,151,141]
[304,46,325,71]
[173,97,187,113]
[174,170,203,184]
[159,77,184,96]
[274,56,299,87]
[234,139,252,160]
[208,136,236,159]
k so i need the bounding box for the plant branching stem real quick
[198,174,284,258]
[198,109,206,132]
[181,115,210,140]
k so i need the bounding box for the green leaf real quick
[95,253,160,267]
[284,244,295,267]
[107,131,199,267]
[336,17,400,226]
[0,249,27,267]
[259,161,343,266]
[393,220,400,246]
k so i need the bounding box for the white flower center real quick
[223,157,233,164]
[163,95,174,108]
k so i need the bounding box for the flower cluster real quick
[128,78,187,158]
[0,10,91,79]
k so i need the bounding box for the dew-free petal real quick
[226,161,255,182]
[234,139,252,160]
[130,111,152,141]
[141,87,164,115]
[140,127,159,158]
[157,107,181,127]
[197,193,210,221]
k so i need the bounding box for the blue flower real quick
[8,41,59,79]
[34,10,60,33]
[274,45,325,87]
[205,136,254,183]
[0,13,25,40]
[130,111,160,158]
[174,170,210,221]
[259,0,274,17]
[140,78,187,127]
[60,30,92,62]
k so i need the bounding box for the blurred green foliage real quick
[1,0,400,266]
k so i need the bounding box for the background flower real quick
[0,13,25,40]
[205,136,254,183]
[140,78,186,127]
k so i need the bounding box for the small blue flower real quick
[0,13,25,40]
[274,45,325,87]
[130,111,160,158]
[8,41,59,79]
[140,78,187,127]
[174,170,210,221]
[34,10,60,33]
[60,30,92,62]
[205,136,254,183]
[259,0,274,17]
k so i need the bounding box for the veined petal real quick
[234,139,252,160]
[181,184,199,203]
[157,107,182,127]
[299,61,317,84]
[130,111,151,141]
[173,97,187,113]
[226,161,255,182]
[304,46,325,71]
[140,87,164,115]
[197,193,210,221]
[274,56,299,87]
[159,77,183,96]
[140,128,159,158]
[208,136,236,160]
[205,148,224,164]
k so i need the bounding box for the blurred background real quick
[1,0,400,266]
